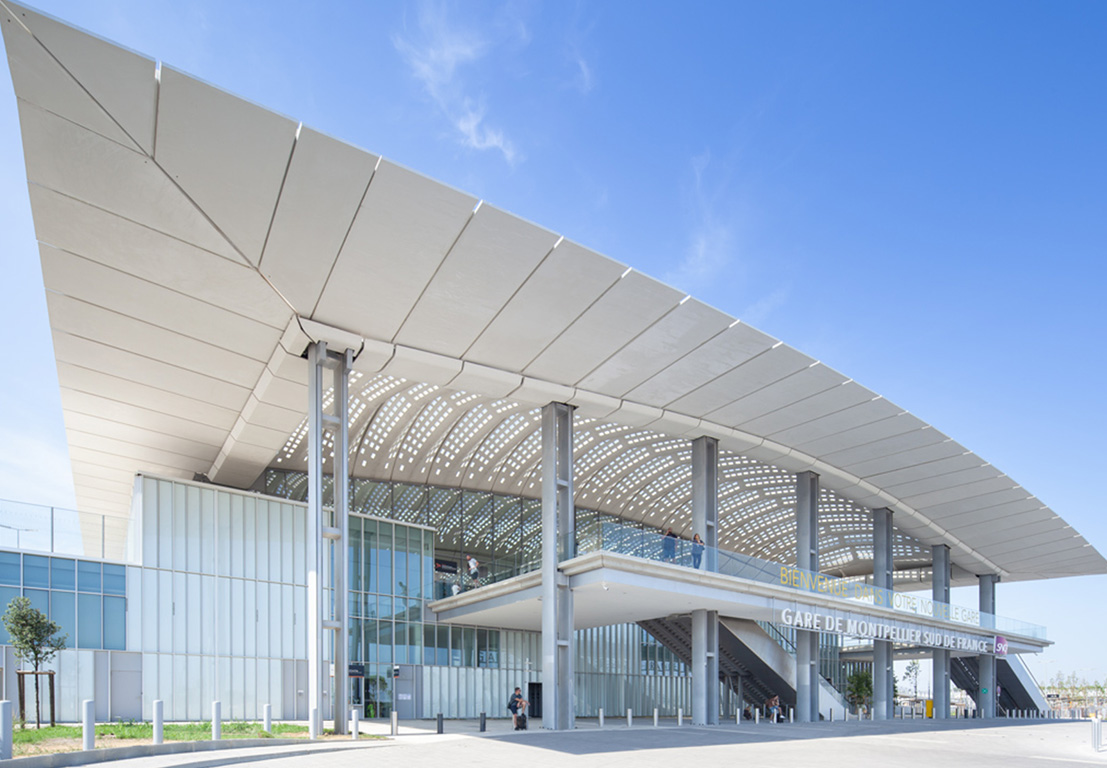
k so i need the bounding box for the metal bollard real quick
[83,700,95,751]
[437,713,443,734]
[830,708,834,722]
[310,707,319,740]
[627,708,632,728]
[736,709,740,726]
[599,708,604,728]
[755,708,760,724]
[654,708,659,727]
[153,700,164,745]
[1,700,12,761]
[789,709,793,723]
[352,708,360,740]
[678,708,683,727]
[263,703,272,734]
[212,701,222,741]
[480,712,486,732]
[391,710,398,736]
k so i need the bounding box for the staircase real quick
[639,615,848,719]
[950,654,1049,714]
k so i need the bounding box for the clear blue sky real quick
[1,1,1104,685]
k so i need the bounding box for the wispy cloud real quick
[572,52,594,94]
[740,286,790,328]
[393,2,519,164]
[664,151,735,290]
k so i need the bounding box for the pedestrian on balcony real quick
[661,528,678,562]
[691,534,705,569]
[467,554,480,585]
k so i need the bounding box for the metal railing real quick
[0,499,132,562]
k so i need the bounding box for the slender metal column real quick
[331,349,351,734]
[541,402,575,730]
[307,341,352,735]
[691,436,719,725]
[978,574,999,718]
[691,436,718,572]
[872,508,893,720]
[795,471,820,722]
[307,342,326,737]
[931,545,951,719]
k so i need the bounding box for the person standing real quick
[691,533,705,569]
[661,528,678,562]
[466,554,480,585]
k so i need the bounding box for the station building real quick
[1,1,1103,730]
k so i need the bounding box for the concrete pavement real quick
[9,717,1101,768]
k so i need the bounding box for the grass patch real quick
[12,721,309,744]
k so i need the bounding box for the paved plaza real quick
[14,718,1102,768]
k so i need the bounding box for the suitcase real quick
[515,712,527,730]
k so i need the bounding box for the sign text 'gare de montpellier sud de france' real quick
[777,565,1002,654]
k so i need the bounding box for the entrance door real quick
[528,682,542,719]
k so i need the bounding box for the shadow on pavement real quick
[482,717,1073,756]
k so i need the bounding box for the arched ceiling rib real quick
[273,375,934,579]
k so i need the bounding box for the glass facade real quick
[0,550,125,650]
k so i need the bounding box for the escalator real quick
[639,615,848,718]
[950,654,1049,714]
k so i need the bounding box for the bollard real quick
[352,708,360,740]
[480,712,486,732]
[1,700,12,761]
[678,708,683,727]
[789,709,793,723]
[212,701,222,741]
[391,710,398,736]
[755,708,760,724]
[599,708,604,728]
[627,708,632,728]
[830,708,834,722]
[437,713,443,734]
[153,700,164,745]
[263,703,272,734]
[310,707,319,740]
[83,700,95,751]
[736,709,740,726]
[654,708,659,727]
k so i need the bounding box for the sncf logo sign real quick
[994,636,1009,656]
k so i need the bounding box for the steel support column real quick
[931,544,951,719]
[691,608,719,725]
[795,471,820,722]
[691,435,719,726]
[308,341,351,735]
[978,573,999,718]
[691,436,718,573]
[541,402,575,731]
[872,507,894,720]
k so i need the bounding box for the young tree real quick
[847,670,873,713]
[904,660,921,699]
[2,597,67,728]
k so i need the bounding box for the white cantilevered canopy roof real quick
[2,0,1103,587]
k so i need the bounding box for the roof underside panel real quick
[2,0,1103,584]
